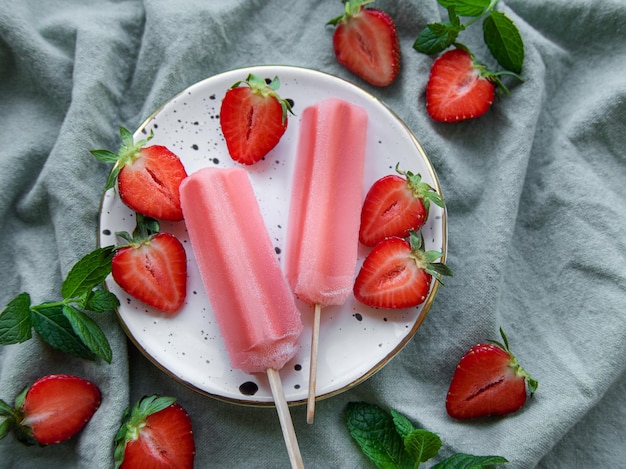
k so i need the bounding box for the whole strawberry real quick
[426,46,505,123]
[446,328,538,419]
[114,395,195,469]
[0,374,101,446]
[220,73,293,165]
[328,0,400,87]
[91,127,188,221]
[353,230,452,309]
[112,214,187,314]
[359,166,444,246]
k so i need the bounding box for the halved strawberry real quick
[426,47,501,123]
[114,395,195,469]
[446,328,538,419]
[112,215,187,314]
[220,73,293,165]
[353,231,452,309]
[328,0,400,87]
[91,127,188,221]
[359,166,444,246]
[0,374,101,446]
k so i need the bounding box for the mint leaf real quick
[61,246,115,300]
[438,0,491,17]
[85,289,120,313]
[0,293,33,344]
[483,10,524,73]
[432,453,509,468]
[346,402,413,469]
[31,304,95,360]
[390,409,414,439]
[63,305,112,363]
[405,429,442,465]
[413,7,463,54]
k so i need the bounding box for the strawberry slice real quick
[0,374,101,446]
[91,127,188,221]
[446,328,538,419]
[353,231,452,309]
[328,0,401,87]
[359,166,444,246]
[112,215,187,314]
[115,395,195,469]
[220,73,293,165]
[426,47,500,123]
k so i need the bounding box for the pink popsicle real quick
[180,167,304,468]
[179,167,303,374]
[285,97,368,423]
[286,98,368,306]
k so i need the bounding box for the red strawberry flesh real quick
[426,48,495,123]
[119,399,195,469]
[112,232,187,313]
[353,237,432,309]
[219,75,290,165]
[118,145,187,221]
[446,336,537,419]
[21,374,101,445]
[332,5,400,87]
[359,174,428,246]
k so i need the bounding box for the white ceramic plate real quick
[99,65,447,406]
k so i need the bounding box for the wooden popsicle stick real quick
[306,303,322,424]
[266,368,304,469]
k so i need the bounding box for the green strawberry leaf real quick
[437,0,491,17]
[89,149,119,163]
[346,402,414,469]
[31,304,96,361]
[483,10,524,74]
[404,429,442,465]
[61,246,115,300]
[432,453,509,468]
[0,417,14,441]
[84,289,120,313]
[63,305,112,363]
[413,7,464,54]
[0,293,33,344]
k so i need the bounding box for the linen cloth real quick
[1,0,625,467]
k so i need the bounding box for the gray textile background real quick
[1,0,625,467]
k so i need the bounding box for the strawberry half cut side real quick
[328,0,401,87]
[91,127,188,221]
[0,374,102,446]
[111,214,187,314]
[220,73,293,165]
[446,327,538,419]
[426,47,499,123]
[359,165,445,246]
[115,395,195,469]
[353,230,452,309]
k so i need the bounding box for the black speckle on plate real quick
[239,381,259,396]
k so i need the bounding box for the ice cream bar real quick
[285,97,368,423]
[286,97,368,306]
[180,167,304,468]
[179,166,303,374]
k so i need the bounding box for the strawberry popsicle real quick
[285,97,368,423]
[180,167,304,468]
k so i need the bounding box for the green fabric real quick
[1,0,625,467]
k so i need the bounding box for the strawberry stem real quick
[395,164,445,215]
[407,230,453,285]
[489,327,539,396]
[229,73,294,125]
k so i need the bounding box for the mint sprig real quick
[0,246,118,363]
[414,0,524,74]
[346,402,509,468]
